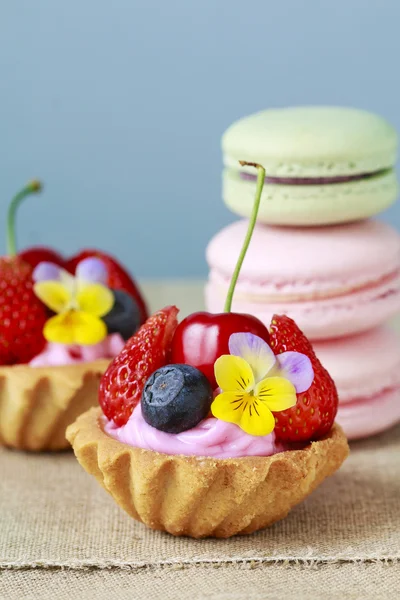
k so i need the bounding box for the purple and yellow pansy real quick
[33,258,114,345]
[211,332,314,436]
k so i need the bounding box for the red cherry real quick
[170,311,270,388]
[19,246,65,269]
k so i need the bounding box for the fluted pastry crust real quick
[67,407,349,538]
[0,360,110,451]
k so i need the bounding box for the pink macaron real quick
[205,219,400,340]
[313,327,400,440]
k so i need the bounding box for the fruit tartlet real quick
[67,163,348,538]
[0,181,147,451]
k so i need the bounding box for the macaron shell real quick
[313,327,400,440]
[223,106,397,177]
[312,327,400,403]
[206,220,400,287]
[205,278,400,340]
[335,388,400,440]
[205,220,400,339]
[223,168,398,225]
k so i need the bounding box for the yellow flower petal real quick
[76,283,114,317]
[73,312,108,345]
[43,312,77,344]
[34,281,72,314]
[239,399,276,436]
[211,391,276,437]
[214,355,255,393]
[43,310,108,345]
[211,391,247,426]
[254,376,297,412]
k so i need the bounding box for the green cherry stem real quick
[223,161,266,313]
[6,180,42,256]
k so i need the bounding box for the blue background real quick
[0,0,399,277]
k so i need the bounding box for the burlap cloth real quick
[0,422,399,599]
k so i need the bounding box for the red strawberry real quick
[66,249,148,325]
[99,306,179,426]
[269,315,338,442]
[0,257,48,365]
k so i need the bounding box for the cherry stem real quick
[224,161,266,313]
[6,180,42,256]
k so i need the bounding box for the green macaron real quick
[222,106,398,226]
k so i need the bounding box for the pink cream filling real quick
[103,404,290,459]
[29,333,125,367]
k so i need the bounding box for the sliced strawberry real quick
[66,249,148,325]
[99,306,179,426]
[0,257,48,365]
[269,314,338,442]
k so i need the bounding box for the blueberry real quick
[141,364,213,434]
[104,289,140,340]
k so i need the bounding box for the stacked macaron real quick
[205,106,400,440]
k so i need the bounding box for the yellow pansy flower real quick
[33,259,114,345]
[211,332,313,437]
